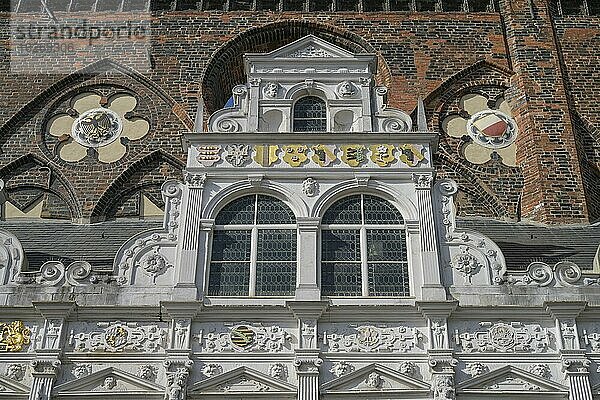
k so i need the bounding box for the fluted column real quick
[175,172,206,298]
[413,173,445,300]
[29,359,60,400]
[562,355,593,400]
[294,350,322,400]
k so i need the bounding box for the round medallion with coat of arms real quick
[466,109,518,149]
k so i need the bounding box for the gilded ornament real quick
[369,144,395,167]
[398,144,425,167]
[282,145,309,167]
[254,145,279,167]
[230,325,255,349]
[340,145,367,167]
[196,145,221,167]
[311,144,337,166]
[0,320,31,352]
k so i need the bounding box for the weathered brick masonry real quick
[0,0,598,224]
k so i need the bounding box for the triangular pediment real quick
[457,366,567,394]
[190,366,296,395]
[254,35,357,59]
[321,363,430,394]
[54,367,164,396]
[0,375,29,396]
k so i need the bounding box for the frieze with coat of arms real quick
[454,322,550,353]
[198,323,292,353]
[323,324,424,353]
[68,321,167,353]
[192,143,428,169]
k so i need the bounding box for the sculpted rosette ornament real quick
[47,92,150,163]
[442,93,517,166]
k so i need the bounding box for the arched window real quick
[320,194,408,297]
[293,96,327,132]
[208,194,297,296]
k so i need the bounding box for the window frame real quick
[292,95,329,132]
[319,194,410,297]
[207,194,298,297]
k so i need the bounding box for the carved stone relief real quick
[454,322,550,353]
[138,365,158,382]
[198,323,292,353]
[323,325,423,353]
[72,364,92,379]
[69,321,166,353]
[269,363,288,381]
[330,361,354,378]
[5,364,26,381]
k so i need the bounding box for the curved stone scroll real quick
[433,179,507,286]
[0,228,26,285]
[114,180,182,286]
[208,84,249,133]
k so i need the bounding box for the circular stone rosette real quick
[466,109,518,149]
[72,108,123,148]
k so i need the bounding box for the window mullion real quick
[249,226,258,296]
[360,226,369,296]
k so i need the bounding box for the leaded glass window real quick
[321,194,409,297]
[208,194,297,296]
[293,96,327,132]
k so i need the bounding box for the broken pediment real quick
[0,375,29,398]
[189,366,296,396]
[457,366,567,395]
[321,363,430,396]
[54,366,164,397]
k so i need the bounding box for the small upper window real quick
[293,96,327,132]
[208,194,297,297]
[320,194,409,297]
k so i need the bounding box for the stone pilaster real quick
[413,173,445,299]
[164,355,194,400]
[29,357,60,400]
[545,302,586,351]
[161,302,199,351]
[294,218,321,300]
[562,352,593,400]
[417,301,457,350]
[176,172,207,297]
[33,302,75,351]
[428,350,457,400]
[294,349,322,400]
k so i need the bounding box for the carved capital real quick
[294,350,322,374]
[428,351,458,374]
[412,173,433,189]
[183,172,206,188]
[31,359,61,376]
[562,353,591,374]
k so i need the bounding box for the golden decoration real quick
[369,144,395,167]
[398,144,425,167]
[0,320,31,352]
[196,145,221,167]
[254,145,279,167]
[340,145,367,167]
[230,326,255,349]
[282,145,309,167]
[311,144,337,166]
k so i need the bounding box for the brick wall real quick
[0,5,598,224]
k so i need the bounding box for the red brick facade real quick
[0,0,598,224]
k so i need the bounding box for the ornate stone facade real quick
[0,5,599,400]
